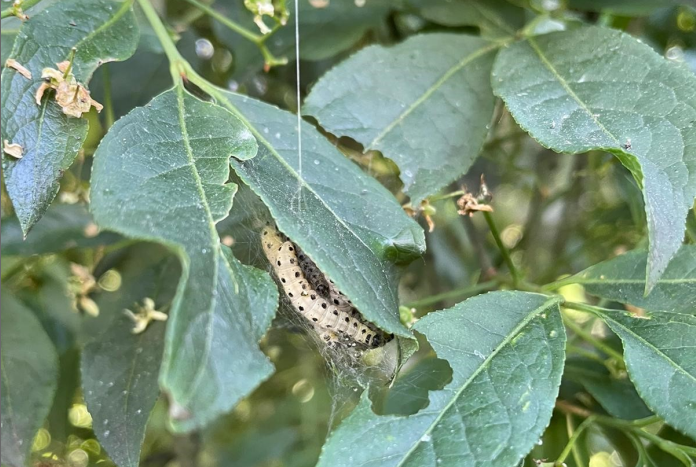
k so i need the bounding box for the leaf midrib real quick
[526,36,625,151]
[368,41,501,149]
[396,296,561,466]
[606,313,696,385]
[168,85,221,406]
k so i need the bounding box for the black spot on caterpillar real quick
[261,224,390,349]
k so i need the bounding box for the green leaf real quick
[565,246,696,315]
[1,289,59,467]
[491,26,696,293]
[304,34,498,204]
[1,203,119,256]
[1,29,17,64]
[417,0,524,39]
[317,292,566,467]
[217,90,425,340]
[82,315,165,467]
[81,245,178,467]
[372,355,453,416]
[598,309,696,439]
[90,86,278,432]
[1,0,139,234]
[565,360,653,420]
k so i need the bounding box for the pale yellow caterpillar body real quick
[261,224,389,348]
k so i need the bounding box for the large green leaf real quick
[492,26,696,293]
[216,90,425,341]
[565,246,696,315]
[81,246,179,467]
[90,86,279,432]
[565,360,652,420]
[1,203,119,256]
[598,309,696,439]
[0,0,138,234]
[304,34,498,204]
[1,290,59,467]
[317,292,565,467]
[83,313,165,467]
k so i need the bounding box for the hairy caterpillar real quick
[261,224,390,349]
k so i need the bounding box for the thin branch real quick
[483,211,521,288]
[561,309,625,365]
[403,280,497,309]
[102,63,115,130]
[555,401,696,462]
[181,0,287,68]
[1,0,42,19]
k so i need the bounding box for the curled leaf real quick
[5,59,31,79]
[456,175,493,217]
[41,67,63,82]
[34,82,51,105]
[3,140,23,159]
[456,192,493,217]
[38,63,103,117]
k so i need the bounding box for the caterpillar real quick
[261,224,390,349]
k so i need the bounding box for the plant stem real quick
[560,310,625,365]
[483,211,520,288]
[183,0,260,43]
[137,0,188,83]
[557,414,596,464]
[541,275,578,292]
[102,63,115,130]
[181,0,287,68]
[403,280,497,309]
[555,401,696,462]
[0,0,42,19]
[137,0,262,141]
[429,190,467,202]
[565,344,607,365]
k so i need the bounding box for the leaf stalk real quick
[402,280,497,309]
[0,0,41,19]
[181,0,288,69]
[555,401,696,463]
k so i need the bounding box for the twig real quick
[483,211,521,288]
[0,0,42,19]
[403,280,497,309]
[181,0,287,68]
[461,216,496,280]
[555,401,696,462]
[560,309,625,365]
[102,63,115,130]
